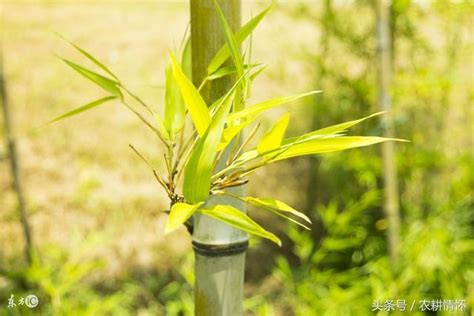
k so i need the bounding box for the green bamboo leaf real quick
[208,64,260,81]
[207,3,274,75]
[60,58,122,98]
[164,64,185,138]
[46,96,116,125]
[257,113,290,154]
[170,52,210,137]
[183,90,234,203]
[200,204,281,246]
[270,136,408,162]
[228,90,321,122]
[243,197,311,224]
[165,202,204,235]
[57,34,119,81]
[217,115,256,151]
[285,112,386,144]
[214,0,244,77]
[181,36,193,79]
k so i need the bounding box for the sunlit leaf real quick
[170,52,210,137]
[165,202,204,235]
[46,96,116,125]
[208,64,260,81]
[60,58,122,98]
[257,113,290,154]
[181,36,192,79]
[270,136,407,162]
[200,204,281,246]
[214,0,244,78]
[57,34,119,81]
[183,90,234,203]
[228,90,321,122]
[164,64,185,138]
[285,111,386,144]
[244,197,311,224]
[217,115,257,151]
[207,3,274,75]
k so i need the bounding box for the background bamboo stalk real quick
[190,1,247,315]
[0,48,33,265]
[375,0,401,263]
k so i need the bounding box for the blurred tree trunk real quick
[0,48,33,264]
[190,1,247,315]
[375,0,401,263]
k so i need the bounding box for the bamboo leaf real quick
[57,34,119,81]
[165,64,185,138]
[257,113,290,154]
[181,36,193,79]
[170,52,210,137]
[46,96,116,125]
[285,112,386,144]
[243,197,311,224]
[228,90,321,122]
[270,136,408,162]
[208,64,260,81]
[207,3,274,75]
[60,58,122,98]
[213,0,244,78]
[217,115,257,151]
[200,204,281,246]
[183,91,234,203]
[165,202,204,235]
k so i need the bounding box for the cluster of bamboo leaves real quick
[48,2,404,246]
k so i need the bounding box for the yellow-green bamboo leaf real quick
[207,3,274,75]
[228,90,321,122]
[61,58,122,98]
[46,96,116,125]
[170,52,210,137]
[183,91,234,203]
[165,64,185,138]
[257,113,290,154]
[200,204,281,246]
[272,136,408,161]
[165,202,203,235]
[58,34,119,81]
[244,197,311,224]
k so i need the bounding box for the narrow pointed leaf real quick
[165,64,185,138]
[46,96,116,125]
[181,37,193,79]
[243,197,311,224]
[218,114,257,151]
[183,91,234,203]
[200,204,281,246]
[208,64,260,81]
[170,52,210,137]
[61,58,122,98]
[207,3,274,75]
[257,113,290,154]
[165,202,203,234]
[228,90,321,122]
[214,0,244,78]
[58,34,119,81]
[289,112,386,143]
[271,136,408,161]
